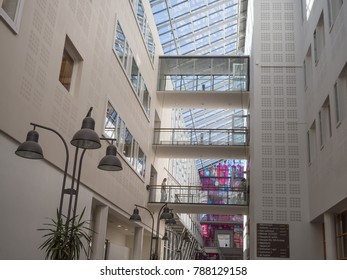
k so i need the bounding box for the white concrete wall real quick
[248,0,323,259]
[302,0,347,221]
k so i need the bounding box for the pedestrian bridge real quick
[153,128,249,158]
[147,185,249,215]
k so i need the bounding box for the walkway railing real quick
[153,128,249,146]
[148,185,249,206]
[158,56,250,92]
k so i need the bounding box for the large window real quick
[0,0,24,34]
[113,20,151,118]
[104,101,147,179]
[336,210,347,259]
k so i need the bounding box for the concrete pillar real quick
[324,213,337,259]
[91,205,109,260]
[133,227,144,259]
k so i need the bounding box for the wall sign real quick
[257,223,289,258]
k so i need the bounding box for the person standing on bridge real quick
[161,178,167,202]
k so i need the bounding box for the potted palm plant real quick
[38,208,92,260]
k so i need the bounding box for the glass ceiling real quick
[149,0,248,171]
[149,0,248,55]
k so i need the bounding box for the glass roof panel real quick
[150,0,247,56]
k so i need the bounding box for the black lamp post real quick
[129,205,154,259]
[130,203,171,260]
[153,203,172,260]
[15,107,123,233]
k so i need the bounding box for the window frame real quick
[313,12,325,65]
[0,0,25,34]
[58,36,83,93]
[308,121,317,163]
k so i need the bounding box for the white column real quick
[133,227,144,259]
[324,213,337,259]
[91,205,109,260]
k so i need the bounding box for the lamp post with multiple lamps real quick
[130,203,173,260]
[15,107,123,258]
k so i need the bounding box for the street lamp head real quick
[15,130,43,159]
[71,107,101,149]
[98,144,123,171]
[183,231,190,242]
[129,207,142,222]
[159,206,172,220]
[162,230,169,241]
[165,210,176,225]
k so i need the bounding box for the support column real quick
[133,227,144,260]
[91,205,109,260]
[324,213,337,259]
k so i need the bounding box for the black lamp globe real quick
[159,206,172,220]
[15,130,43,159]
[71,107,101,149]
[129,207,142,222]
[98,144,123,171]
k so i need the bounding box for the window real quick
[129,0,156,63]
[115,22,125,62]
[319,96,332,147]
[136,0,146,35]
[104,103,119,139]
[334,63,347,125]
[136,147,146,178]
[0,0,24,34]
[304,46,312,90]
[328,0,343,28]
[305,0,315,20]
[59,36,83,92]
[113,20,151,118]
[114,22,131,71]
[104,101,147,178]
[313,12,325,64]
[131,58,140,94]
[308,121,317,163]
[123,128,134,163]
[336,209,347,259]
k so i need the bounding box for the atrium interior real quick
[1,0,347,260]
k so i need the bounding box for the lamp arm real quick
[30,122,69,215]
[134,204,154,259]
[153,203,167,260]
[72,148,87,227]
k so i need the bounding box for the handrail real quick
[154,127,248,132]
[153,127,249,146]
[148,185,249,206]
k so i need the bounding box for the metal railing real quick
[153,128,249,146]
[148,185,249,205]
[158,75,248,92]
